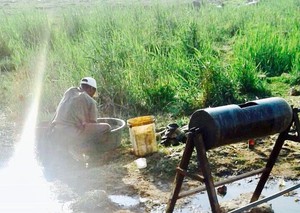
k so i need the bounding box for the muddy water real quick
[0,109,71,212]
[166,176,300,212]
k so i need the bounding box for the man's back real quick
[52,87,97,128]
[47,77,111,155]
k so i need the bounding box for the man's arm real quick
[89,101,98,123]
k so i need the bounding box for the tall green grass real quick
[0,0,299,119]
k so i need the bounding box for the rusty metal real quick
[166,97,300,213]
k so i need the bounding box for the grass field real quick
[0,0,299,121]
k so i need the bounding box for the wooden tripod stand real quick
[166,107,300,213]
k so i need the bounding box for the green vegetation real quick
[0,0,299,120]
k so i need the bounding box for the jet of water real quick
[0,23,69,213]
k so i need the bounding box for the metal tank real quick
[188,97,293,150]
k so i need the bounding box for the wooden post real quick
[251,131,288,202]
[194,134,221,213]
[166,133,195,213]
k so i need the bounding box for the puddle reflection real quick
[0,102,70,212]
[184,176,300,212]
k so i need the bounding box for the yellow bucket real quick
[127,115,157,157]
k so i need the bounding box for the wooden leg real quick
[166,133,195,213]
[250,131,287,202]
[194,134,221,213]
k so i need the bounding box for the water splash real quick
[0,26,69,212]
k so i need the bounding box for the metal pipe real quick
[178,168,265,199]
[229,183,300,213]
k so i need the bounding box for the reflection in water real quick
[186,176,300,212]
[0,34,69,212]
[151,177,300,213]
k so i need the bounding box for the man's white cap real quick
[80,77,97,89]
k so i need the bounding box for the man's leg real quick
[80,123,112,152]
[42,126,79,171]
[83,123,111,138]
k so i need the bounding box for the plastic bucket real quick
[127,115,157,157]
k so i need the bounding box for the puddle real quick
[109,195,140,207]
[0,107,70,212]
[174,176,300,212]
[151,176,300,212]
